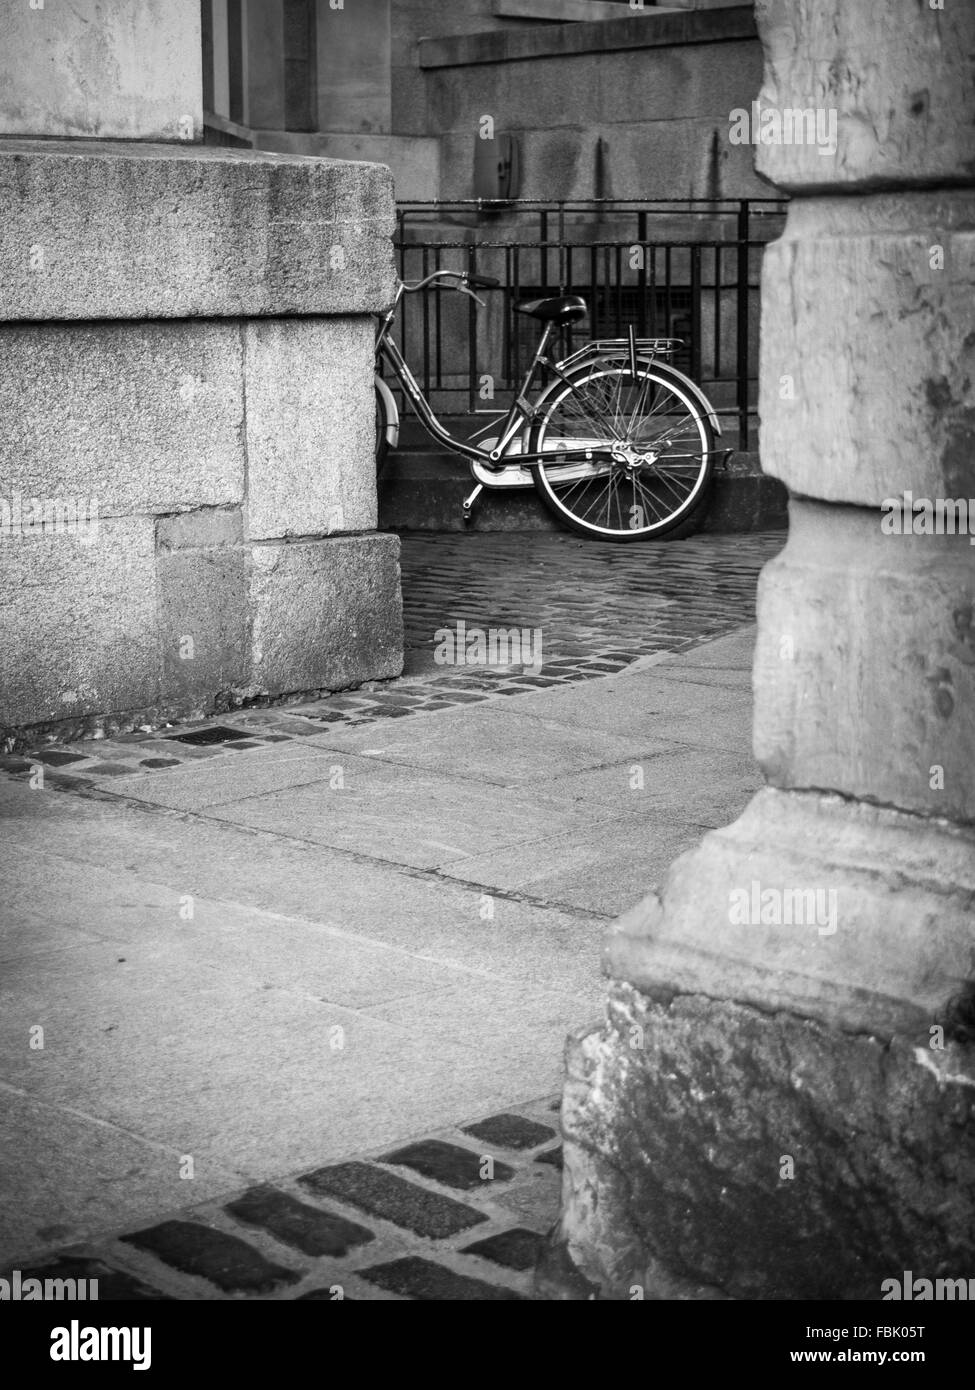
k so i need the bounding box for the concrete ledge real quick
[0,140,397,321]
[379,448,785,534]
[494,0,635,21]
[419,4,756,68]
[253,131,441,203]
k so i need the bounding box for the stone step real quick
[378,448,787,535]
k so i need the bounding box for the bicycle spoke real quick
[534,365,713,539]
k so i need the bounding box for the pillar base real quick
[541,980,975,1301]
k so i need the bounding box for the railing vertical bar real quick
[512,243,521,391]
[558,202,566,292]
[467,243,477,415]
[590,243,597,335]
[615,244,623,336]
[540,208,549,293]
[664,245,672,349]
[713,244,722,380]
[503,243,512,388]
[649,242,656,334]
[566,244,575,355]
[637,210,648,336]
[434,249,443,392]
[421,244,430,399]
[736,198,750,451]
[690,244,702,386]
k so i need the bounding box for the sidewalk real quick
[0,530,782,1298]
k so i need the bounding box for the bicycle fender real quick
[375,375,400,450]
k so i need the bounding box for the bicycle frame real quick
[375,273,722,498]
[376,297,575,468]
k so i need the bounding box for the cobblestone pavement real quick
[1,531,784,783]
[3,1100,562,1301]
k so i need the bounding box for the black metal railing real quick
[390,198,788,452]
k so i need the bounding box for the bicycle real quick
[374,268,726,542]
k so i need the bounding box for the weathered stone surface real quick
[156,547,251,711]
[550,982,975,1300]
[243,319,375,541]
[438,114,768,204]
[156,508,244,553]
[0,141,397,322]
[754,501,975,822]
[249,535,403,694]
[754,0,975,191]
[0,0,201,142]
[605,788,975,1039]
[760,193,975,504]
[0,518,159,728]
[0,322,244,517]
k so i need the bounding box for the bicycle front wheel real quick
[529,362,715,541]
[375,381,390,475]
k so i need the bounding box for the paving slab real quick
[101,742,341,811]
[202,755,623,870]
[434,815,712,917]
[0,779,608,995]
[535,746,764,829]
[0,528,781,1291]
[0,1089,242,1268]
[300,700,685,785]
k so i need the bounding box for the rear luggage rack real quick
[559,337,683,370]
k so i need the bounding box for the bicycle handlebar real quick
[400,269,500,294]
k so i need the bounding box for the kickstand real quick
[462,482,484,525]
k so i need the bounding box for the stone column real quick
[0,1,402,741]
[540,0,975,1300]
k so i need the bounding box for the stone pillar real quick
[540,0,975,1300]
[0,3,402,740]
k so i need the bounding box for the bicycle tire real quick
[528,360,715,541]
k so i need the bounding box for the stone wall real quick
[414,4,767,200]
[541,0,975,1301]
[212,3,766,203]
[0,139,402,740]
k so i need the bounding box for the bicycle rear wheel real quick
[529,361,715,541]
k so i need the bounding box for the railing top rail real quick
[396,198,789,209]
[393,238,766,250]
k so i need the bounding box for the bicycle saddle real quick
[514,295,588,325]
